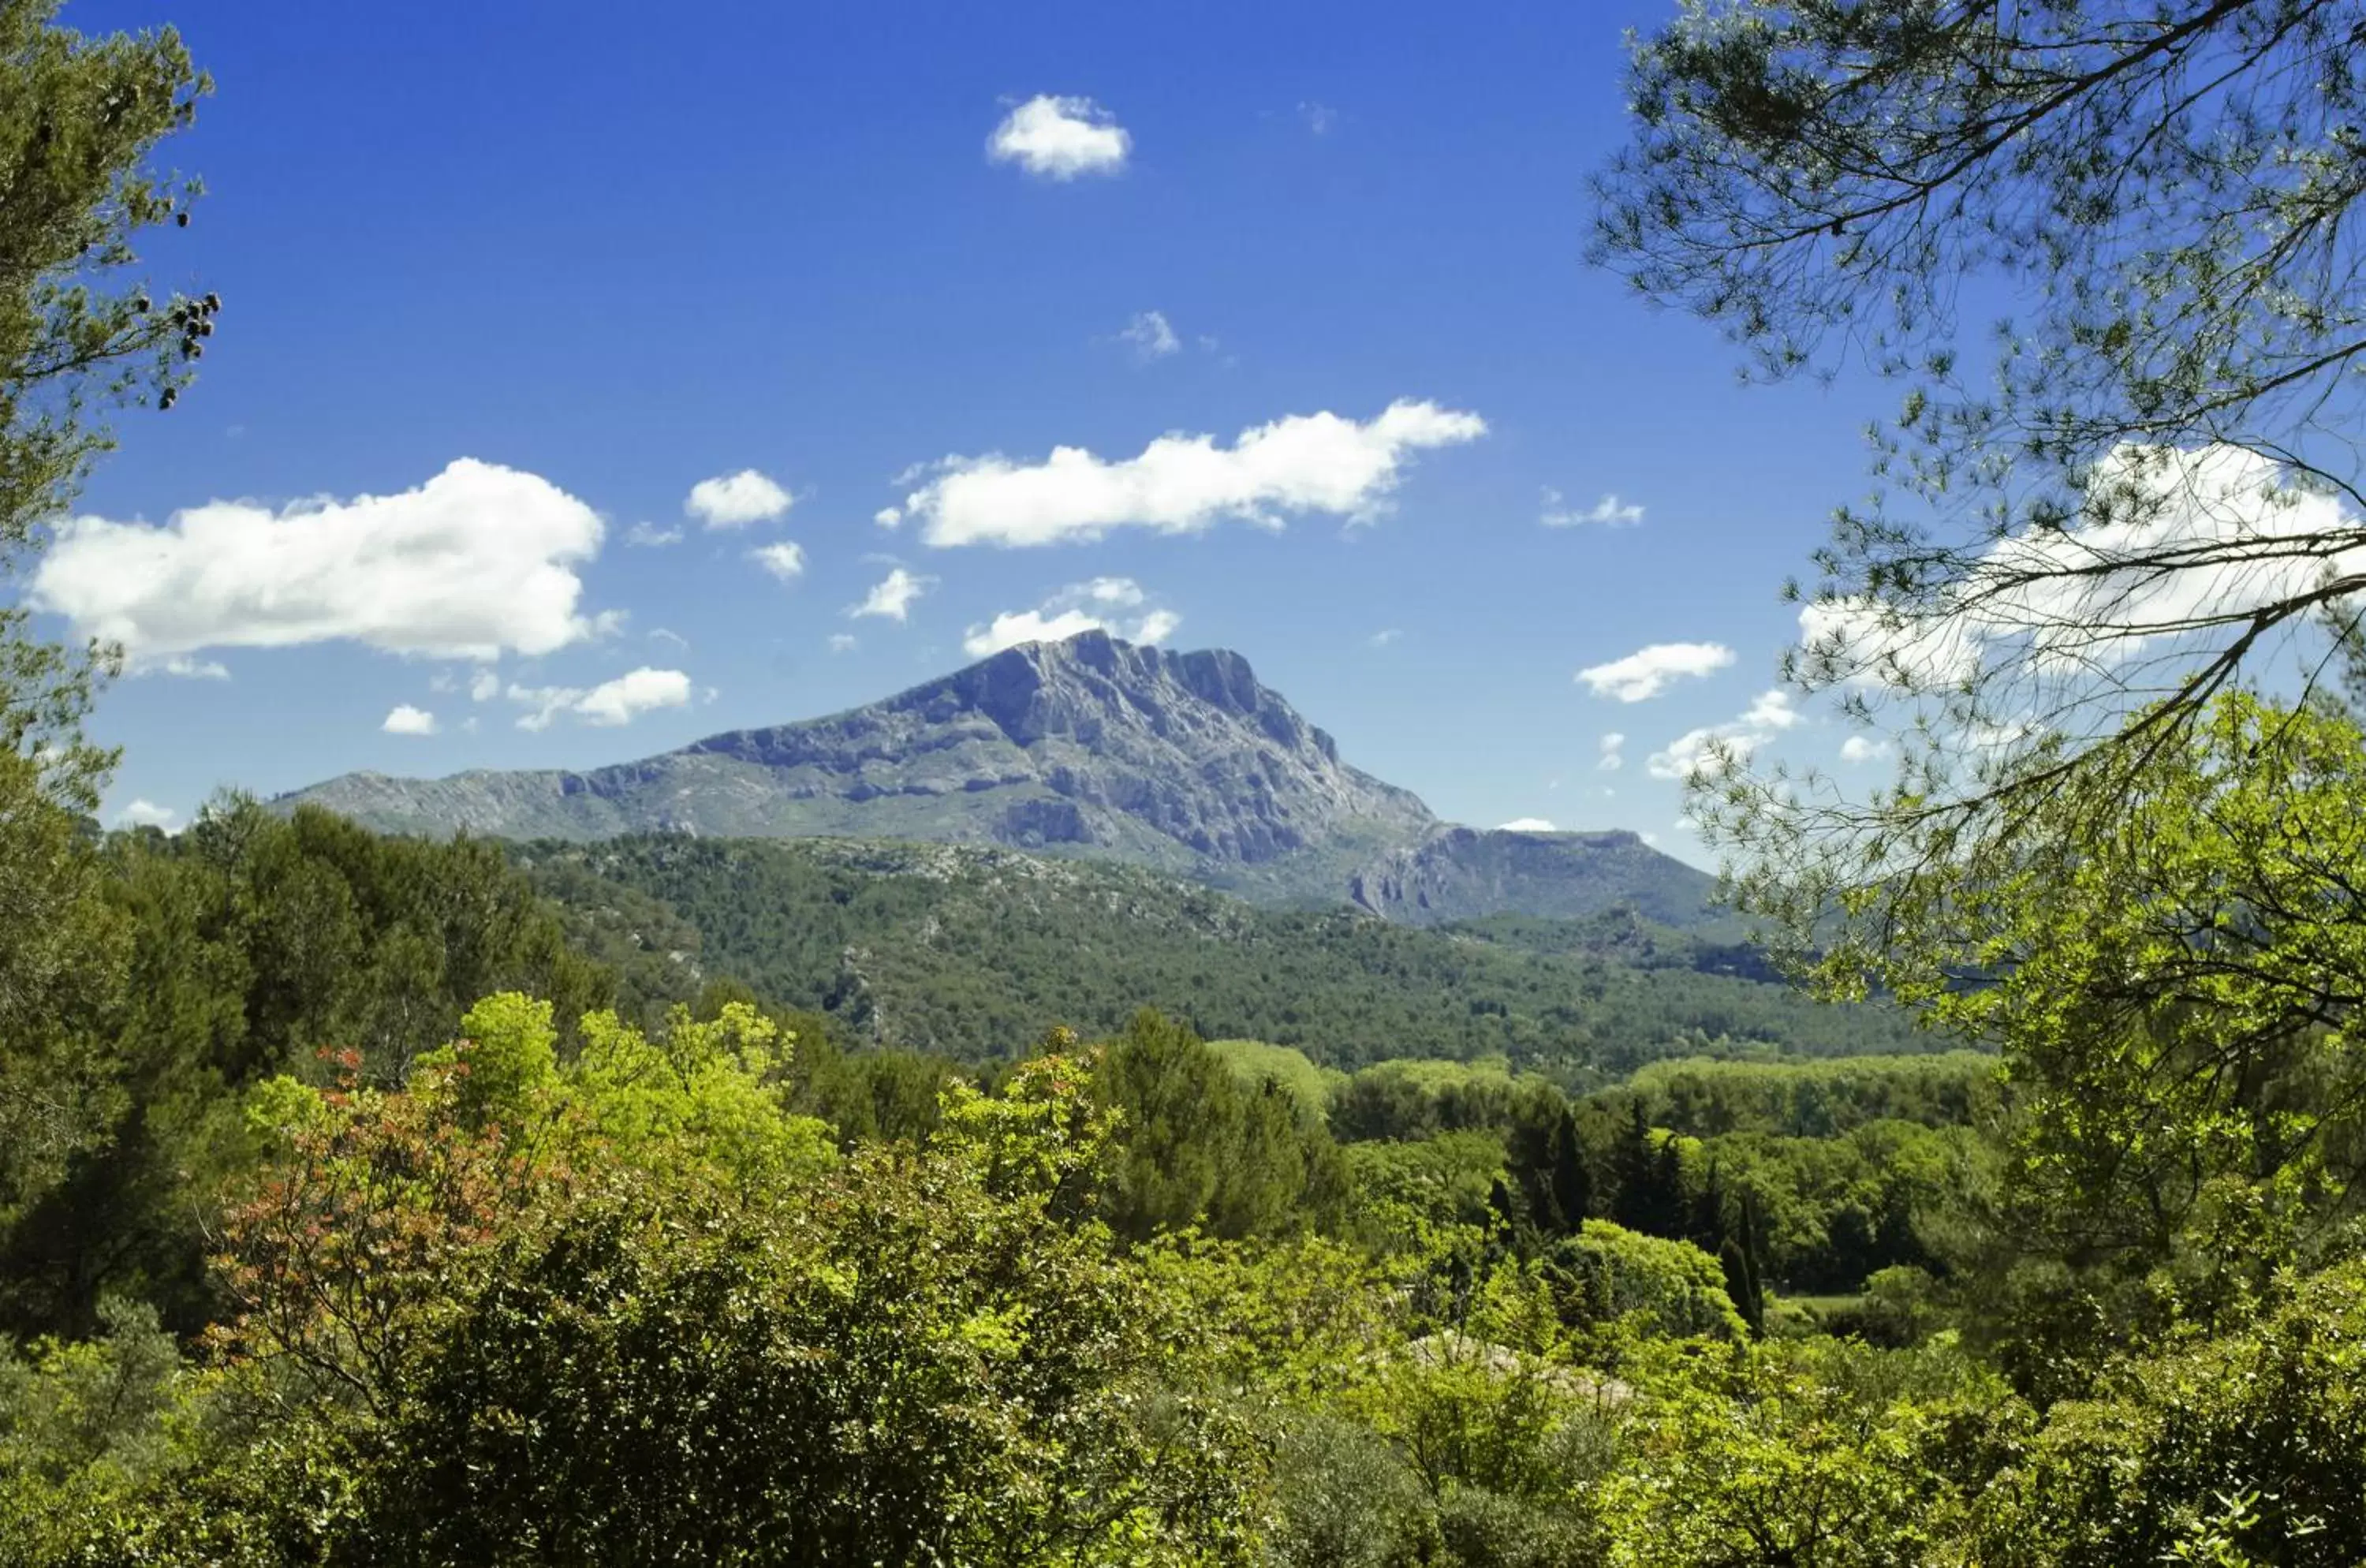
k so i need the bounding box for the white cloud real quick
[648,627,689,650]
[625,521,684,547]
[1598,732,1625,771]
[1839,734,1893,765]
[1576,641,1735,703]
[828,633,857,654]
[1803,443,2366,690]
[1299,102,1338,135]
[901,399,1486,547]
[469,670,501,702]
[751,541,807,582]
[1368,628,1402,648]
[1542,488,1646,528]
[987,94,1130,179]
[1119,310,1179,360]
[874,506,903,530]
[28,458,609,664]
[1646,689,1801,782]
[849,566,931,622]
[962,577,1180,657]
[159,655,228,680]
[383,704,438,737]
[1497,817,1557,832]
[114,799,177,831]
[685,469,792,529]
[508,666,692,732]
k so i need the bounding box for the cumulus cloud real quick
[1804,443,2366,690]
[828,633,857,654]
[159,655,228,681]
[625,522,684,547]
[987,94,1130,179]
[962,577,1180,657]
[1840,734,1893,764]
[469,669,501,702]
[874,506,902,530]
[849,566,931,622]
[383,704,438,737]
[901,399,1486,548]
[28,459,610,664]
[1648,689,1801,782]
[750,541,806,583]
[1498,817,1557,832]
[1577,641,1735,703]
[1541,488,1645,528]
[1598,732,1625,771]
[1119,311,1180,360]
[1368,628,1403,648]
[685,469,792,529]
[114,799,177,831]
[507,667,692,732]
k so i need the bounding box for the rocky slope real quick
[280,632,1718,926]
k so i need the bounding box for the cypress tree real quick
[1545,1106,1592,1234]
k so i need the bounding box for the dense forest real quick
[514,834,1924,1072]
[9,2,2366,1564]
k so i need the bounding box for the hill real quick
[280,632,1718,926]
[518,833,1920,1072]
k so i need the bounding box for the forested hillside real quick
[513,834,1921,1070]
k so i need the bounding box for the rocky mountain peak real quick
[273,632,1714,925]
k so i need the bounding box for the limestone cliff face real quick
[278,632,1715,924]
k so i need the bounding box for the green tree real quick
[0,0,210,1267]
[1595,0,2366,996]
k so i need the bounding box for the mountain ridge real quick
[280,632,1716,927]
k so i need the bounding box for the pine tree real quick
[1544,1106,1592,1235]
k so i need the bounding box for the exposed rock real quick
[276,632,1716,925]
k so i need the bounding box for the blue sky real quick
[39,0,1909,861]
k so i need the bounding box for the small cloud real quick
[1598,732,1625,771]
[1298,101,1338,135]
[750,541,807,583]
[625,521,685,547]
[849,566,931,622]
[1577,641,1735,702]
[987,94,1131,180]
[1118,310,1180,360]
[1646,689,1801,782]
[685,469,793,529]
[649,627,690,650]
[874,506,903,530]
[1641,831,1660,848]
[508,667,693,731]
[828,633,857,654]
[159,655,229,681]
[383,704,439,737]
[469,669,501,703]
[114,798,177,831]
[1497,817,1557,833]
[1542,487,1646,528]
[962,577,1180,657]
[1839,734,1892,765]
[1368,628,1402,648]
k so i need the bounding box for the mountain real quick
[280,631,1717,926]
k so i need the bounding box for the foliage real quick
[518,834,1924,1069]
[1976,1259,2366,1568]
[1097,1010,1349,1242]
[1547,1221,1745,1342]
[0,801,615,1338]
